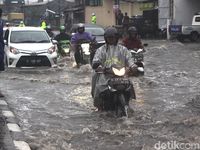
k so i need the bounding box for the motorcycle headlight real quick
[48,46,56,54]
[10,46,20,54]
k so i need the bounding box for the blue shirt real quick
[71,32,94,44]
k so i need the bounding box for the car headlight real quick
[48,46,56,54]
[10,46,20,54]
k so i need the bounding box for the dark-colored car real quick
[69,23,105,49]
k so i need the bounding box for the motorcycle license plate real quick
[108,78,130,85]
[30,59,41,64]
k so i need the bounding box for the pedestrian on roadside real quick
[91,13,96,24]
[117,9,123,25]
[122,12,130,35]
[41,19,47,30]
[0,8,5,97]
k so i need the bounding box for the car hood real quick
[94,35,105,43]
[9,43,53,51]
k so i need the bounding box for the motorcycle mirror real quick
[130,50,137,54]
[137,49,143,53]
[52,40,58,45]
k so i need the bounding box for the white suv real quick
[4,27,57,68]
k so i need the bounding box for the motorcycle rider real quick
[70,23,95,67]
[55,25,71,42]
[122,26,143,50]
[91,26,137,111]
[55,25,71,56]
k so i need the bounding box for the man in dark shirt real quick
[54,25,71,56]
[122,12,130,34]
[117,10,123,25]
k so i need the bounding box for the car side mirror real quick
[4,40,8,45]
[52,40,58,45]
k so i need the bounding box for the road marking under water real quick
[7,123,21,132]
[2,110,15,118]
[0,100,7,105]
[14,141,31,150]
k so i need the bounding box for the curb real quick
[0,99,31,150]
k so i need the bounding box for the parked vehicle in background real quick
[169,12,200,42]
[4,27,57,68]
[7,13,24,26]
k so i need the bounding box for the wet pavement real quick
[0,101,16,150]
[0,40,200,150]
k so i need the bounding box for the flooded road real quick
[0,40,200,150]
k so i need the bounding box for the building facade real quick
[159,0,200,28]
[65,0,158,27]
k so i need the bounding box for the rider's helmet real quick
[128,26,138,37]
[60,25,66,33]
[92,13,95,16]
[77,23,85,34]
[104,26,119,45]
[128,26,137,33]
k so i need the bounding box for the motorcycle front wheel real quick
[116,94,128,117]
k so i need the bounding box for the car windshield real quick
[85,27,105,36]
[10,31,50,43]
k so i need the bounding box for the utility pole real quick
[58,0,61,27]
[115,0,120,6]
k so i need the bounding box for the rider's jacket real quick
[70,32,94,45]
[91,44,135,100]
[91,15,96,24]
[55,33,71,42]
[123,37,143,50]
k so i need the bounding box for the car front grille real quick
[16,56,51,67]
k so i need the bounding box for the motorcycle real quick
[130,48,145,76]
[77,39,96,65]
[96,65,134,117]
[57,40,71,57]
